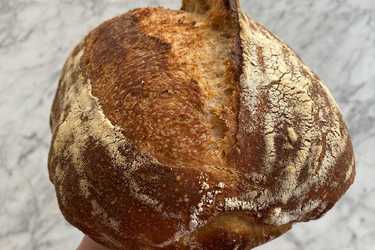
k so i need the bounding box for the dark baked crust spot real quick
[184,213,291,250]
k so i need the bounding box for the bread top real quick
[49,0,355,249]
[82,4,239,181]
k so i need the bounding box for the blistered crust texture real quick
[48,0,355,249]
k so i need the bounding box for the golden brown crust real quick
[48,0,355,249]
[82,7,238,177]
[49,43,209,248]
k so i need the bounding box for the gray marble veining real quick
[0,1,374,249]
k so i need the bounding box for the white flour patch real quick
[189,178,225,231]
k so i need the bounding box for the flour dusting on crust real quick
[50,47,168,231]
[49,2,355,248]
[223,12,355,225]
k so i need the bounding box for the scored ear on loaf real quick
[48,0,355,249]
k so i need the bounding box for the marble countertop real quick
[0,0,374,249]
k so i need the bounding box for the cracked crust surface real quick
[226,11,355,226]
[48,0,355,249]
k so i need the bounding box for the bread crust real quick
[48,0,355,249]
[227,11,355,225]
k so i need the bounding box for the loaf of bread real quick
[48,0,355,249]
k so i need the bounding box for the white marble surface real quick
[0,0,374,249]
